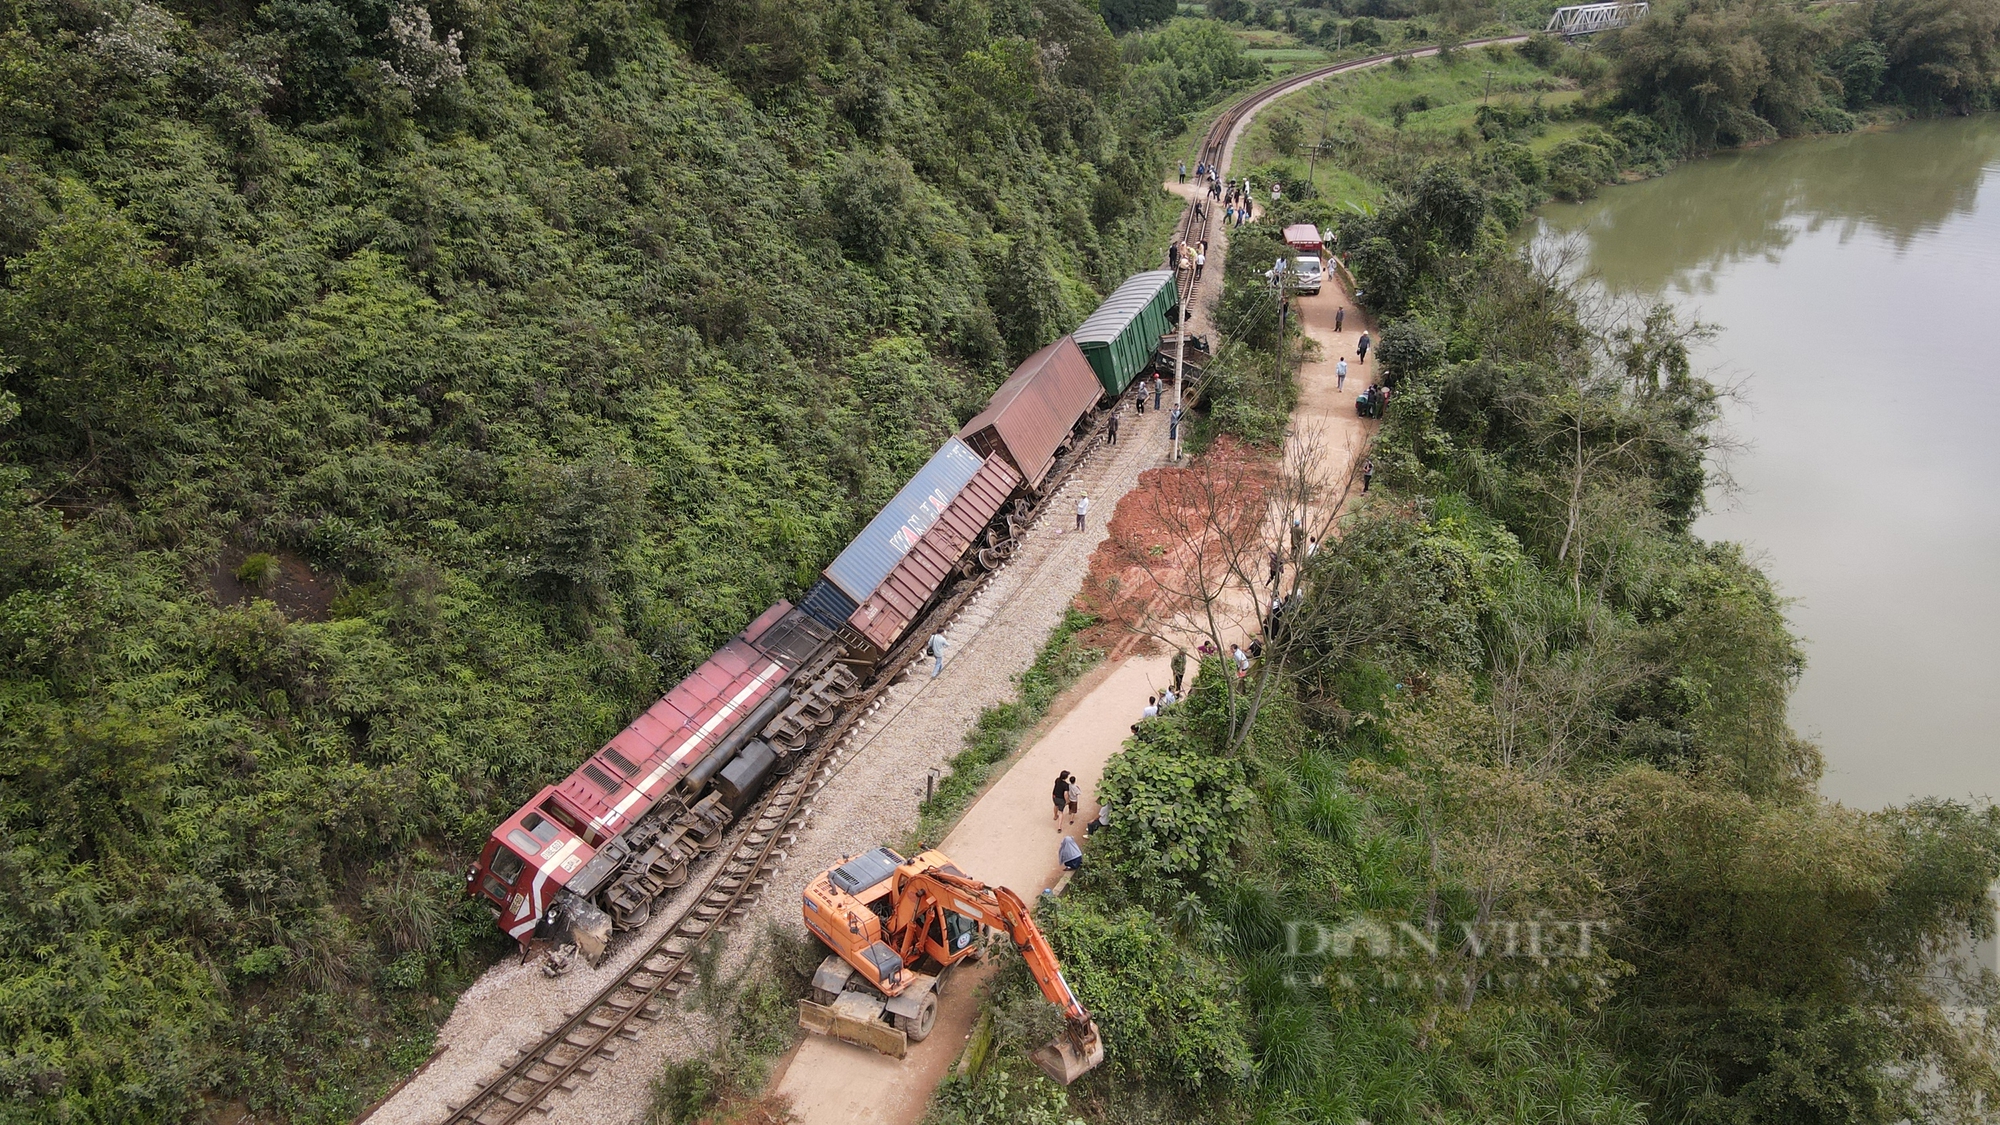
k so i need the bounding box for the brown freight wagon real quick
[958,337,1102,494]
[845,456,1024,661]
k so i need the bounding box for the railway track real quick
[424,39,1532,1125]
[432,409,1115,1125]
[1162,35,1527,404]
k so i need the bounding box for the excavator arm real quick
[893,868,1105,1083]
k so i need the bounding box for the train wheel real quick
[613,896,651,931]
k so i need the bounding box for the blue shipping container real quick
[824,438,986,603]
[798,578,859,633]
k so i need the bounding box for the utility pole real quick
[1306,98,1332,185]
[1172,281,1186,463]
[1483,70,1494,104]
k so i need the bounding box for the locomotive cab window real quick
[490,845,526,885]
[480,874,511,904]
[507,829,544,857]
[519,812,560,843]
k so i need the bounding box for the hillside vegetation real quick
[0,0,1258,1119]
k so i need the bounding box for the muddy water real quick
[1534,116,2000,810]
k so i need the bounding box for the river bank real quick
[1536,113,2000,810]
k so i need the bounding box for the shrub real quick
[236,552,279,588]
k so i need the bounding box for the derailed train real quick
[467,271,1181,960]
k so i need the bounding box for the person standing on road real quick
[928,632,949,677]
[1106,411,1120,445]
[1152,372,1164,411]
[1357,331,1371,363]
[1066,776,1082,823]
[1053,771,1072,827]
[1075,492,1090,531]
[1195,249,1206,280]
[1335,306,1346,332]
[1362,457,1375,493]
[1168,405,1182,446]
[1336,356,1348,389]
[1178,159,1186,183]
[1171,648,1188,694]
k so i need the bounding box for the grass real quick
[1231,48,1578,210]
[907,609,1104,850]
[1527,117,1594,154]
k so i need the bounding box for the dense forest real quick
[0,0,1259,1119]
[930,14,2000,1125]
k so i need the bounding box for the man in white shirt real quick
[1141,695,1159,720]
[1075,493,1090,532]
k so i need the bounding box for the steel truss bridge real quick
[1545,2,1648,35]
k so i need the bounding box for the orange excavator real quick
[798,846,1106,1084]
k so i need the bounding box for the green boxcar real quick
[1072,269,1177,397]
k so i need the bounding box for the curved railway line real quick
[408,34,1529,1125]
[1166,36,1523,395]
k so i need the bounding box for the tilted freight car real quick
[797,437,988,631]
[844,456,1023,663]
[958,336,1103,493]
[1072,270,1178,397]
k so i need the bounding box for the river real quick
[1534,116,2000,811]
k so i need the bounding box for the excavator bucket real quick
[1030,1020,1105,1085]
